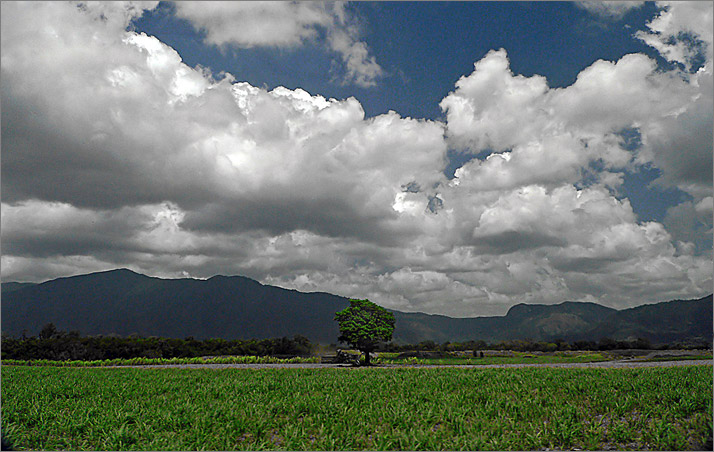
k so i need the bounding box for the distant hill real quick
[502,301,618,340]
[585,296,713,344]
[1,282,36,293]
[1,269,349,343]
[392,296,711,344]
[2,269,711,345]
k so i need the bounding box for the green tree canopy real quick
[334,298,395,365]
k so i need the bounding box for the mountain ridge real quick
[2,269,711,345]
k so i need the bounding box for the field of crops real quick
[2,365,711,450]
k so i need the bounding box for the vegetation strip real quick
[3,353,712,369]
[372,352,612,366]
[1,325,314,362]
[1,355,319,367]
[2,365,711,450]
[382,360,713,369]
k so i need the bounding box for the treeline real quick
[1,323,312,361]
[382,336,711,353]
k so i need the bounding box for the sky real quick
[1,1,712,317]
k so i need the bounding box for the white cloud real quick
[173,1,383,87]
[327,27,383,88]
[440,43,711,197]
[630,2,714,199]
[1,1,442,262]
[77,1,160,28]
[1,1,711,317]
[439,49,550,153]
[577,1,645,19]
[173,1,331,48]
[636,1,713,71]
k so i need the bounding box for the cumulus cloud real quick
[635,1,712,72]
[173,1,331,48]
[0,1,443,278]
[1,1,711,317]
[327,27,383,88]
[439,49,701,190]
[576,1,645,19]
[173,1,383,87]
[633,1,713,199]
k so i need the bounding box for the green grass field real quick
[2,365,711,450]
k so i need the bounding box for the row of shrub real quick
[1,323,313,361]
[381,337,711,353]
[3,323,709,363]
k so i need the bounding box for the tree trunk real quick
[364,350,370,366]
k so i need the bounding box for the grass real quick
[372,352,610,366]
[640,355,713,362]
[2,365,711,450]
[0,350,613,368]
[2,355,319,367]
[5,350,710,368]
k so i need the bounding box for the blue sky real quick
[1,1,712,316]
[135,2,665,119]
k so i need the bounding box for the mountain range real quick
[2,269,711,345]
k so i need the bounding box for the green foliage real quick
[381,336,699,353]
[2,366,711,450]
[2,355,320,367]
[1,324,313,361]
[334,299,395,364]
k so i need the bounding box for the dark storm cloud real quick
[471,230,567,254]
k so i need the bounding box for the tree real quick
[39,322,60,340]
[334,298,395,365]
